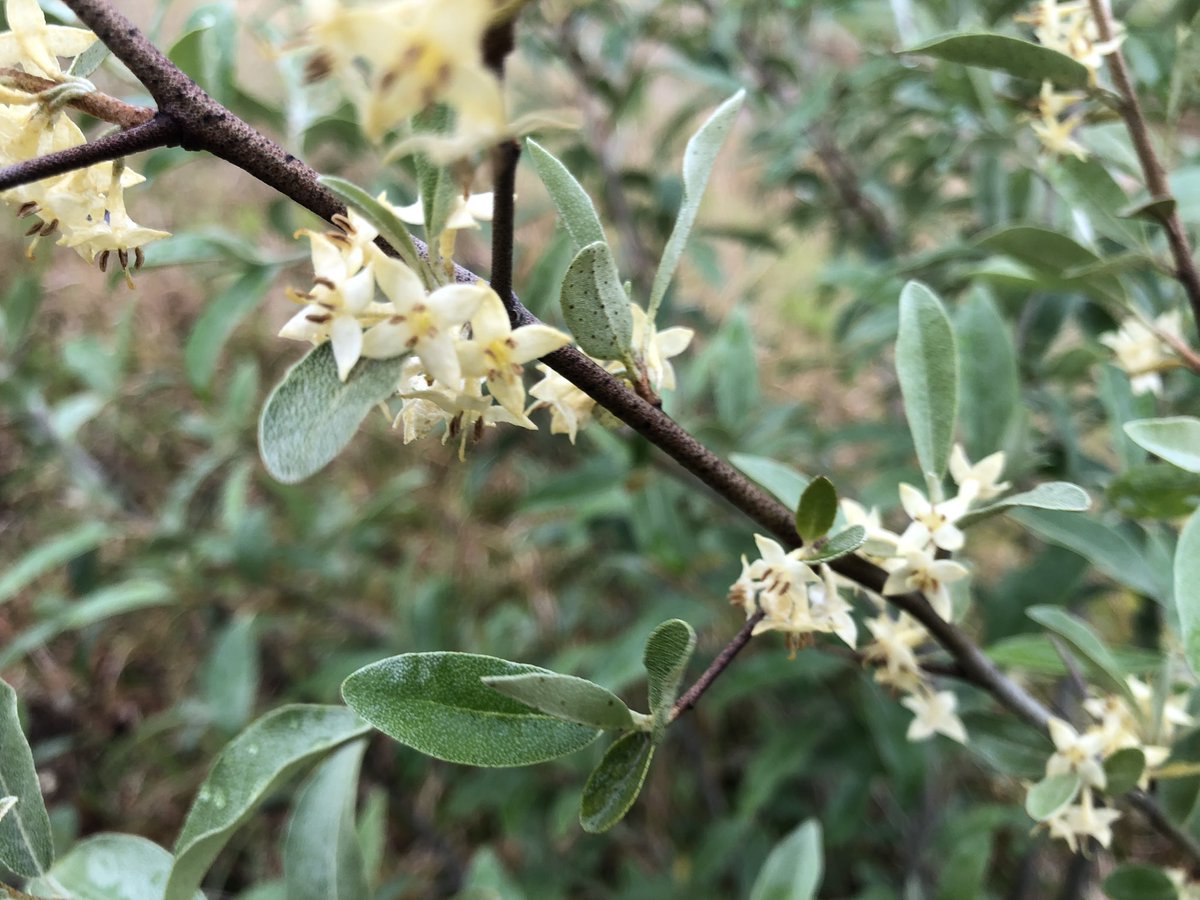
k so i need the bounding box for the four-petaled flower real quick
[360,254,487,385]
[901,688,968,744]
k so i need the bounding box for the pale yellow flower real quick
[1100,311,1183,396]
[901,687,968,744]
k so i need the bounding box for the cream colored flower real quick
[1100,311,1183,396]
[863,611,927,692]
[896,483,969,553]
[1046,717,1108,790]
[394,191,495,232]
[631,304,693,393]
[840,498,902,559]
[949,445,1010,504]
[360,254,486,385]
[1045,787,1121,853]
[1031,81,1089,160]
[901,687,968,744]
[882,548,969,620]
[457,288,571,416]
[0,0,97,78]
[527,364,596,443]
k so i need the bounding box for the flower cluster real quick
[1017,0,1126,159]
[1029,678,1193,852]
[727,535,857,655]
[299,0,508,154]
[1100,310,1184,396]
[727,446,1015,745]
[529,305,694,443]
[0,0,167,281]
[280,199,577,455]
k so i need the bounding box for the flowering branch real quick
[0,113,179,192]
[53,0,1200,872]
[1087,0,1200,341]
[56,0,1049,735]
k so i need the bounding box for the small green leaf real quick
[579,732,655,833]
[560,241,633,361]
[526,139,607,251]
[27,834,204,900]
[1024,772,1081,821]
[976,225,1100,273]
[647,90,745,318]
[165,705,370,900]
[201,615,260,734]
[1103,864,1179,900]
[341,653,601,767]
[730,454,810,510]
[1013,508,1165,600]
[896,281,958,481]
[482,672,637,731]
[67,39,109,78]
[258,343,409,484]
[956,290,1019,461]
[1104,747,1146,796]
[0,680,53,879]
[957,482,1091,528]
[643,619,696,743]
[319,176,424,273]
[0,521,111,607]
[804,526,867,564]
[1027,606,1134,703]
[748,819,823,900]
[1108,464,1200,520]
[795,476,838,542]
[1125,417,1200,473]
[1120,197,1177,224]
[902,32,1090,89]
[1178,510,1200,674]
[284,740,369,900]
[0,580,174,670]
[185,266,277,391]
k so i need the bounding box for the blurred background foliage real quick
[4,0,1200,896]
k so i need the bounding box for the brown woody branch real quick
[1088,0,1200,342]
[0,66,155,128]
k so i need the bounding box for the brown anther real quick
[39,219,58,237]
[17,201,38,218]
[134,247,145,270]
[505,337,518,349]
[389,315,407,325]
[303,52,333,83]
[473,416,484,442]
[118,248,129,271]
[435,60,453,87]
[98,250,110,272]
[24,221,42,237]
[306,312,333,324]
[449,413,462,440]
[327,231,351,246]
[313,276,337,291]
[331,213,354,234]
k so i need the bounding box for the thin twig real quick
[0,114,180,192]
[1088,0,1200,341]
[481,17,520,305]
[671,612,763,721]
[0,66,155,128]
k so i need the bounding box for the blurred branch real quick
[1089,0,1200,341]
[0,114,179,192]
